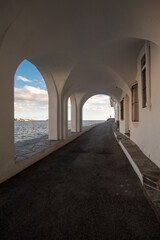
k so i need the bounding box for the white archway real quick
[14,59,49,142]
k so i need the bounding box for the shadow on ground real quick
[0,119,160,240]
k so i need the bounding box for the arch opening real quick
[14,59,48,143]
[82,94,115,128]
[68,97,71,131]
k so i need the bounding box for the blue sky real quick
[14,60,114,120]
[14,60,47,90]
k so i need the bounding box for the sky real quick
[14,60,114,120]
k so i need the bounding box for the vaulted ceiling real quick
[1,0,160,100]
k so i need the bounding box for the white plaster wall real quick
[119,94,130,135]
[130,43,160,168]
[119,118,125,134]
[125,95,130,133]
[115,104,119,122]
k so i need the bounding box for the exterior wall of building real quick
[119,94,130,135]
[124,95,130,134]
[119,103,125,135]
[115,105,119,122]
[128,42,160,168]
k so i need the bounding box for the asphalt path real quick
[0,119,160,240]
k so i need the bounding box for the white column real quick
[48,88,59,140]
[77,104,82,132]
[70,95,82,132]
[52,94,68,140]
[71,95,77,132]
[42,72,59,140]
[42,71,68,140]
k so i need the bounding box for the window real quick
[141,54,147,108]
[120,99,124,120]
[132,84,139,121]
[142,68,146,108]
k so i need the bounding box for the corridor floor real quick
[0,119,160,240]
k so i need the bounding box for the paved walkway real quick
[15,126,95,162]
[0,119,160,240]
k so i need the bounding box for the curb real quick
[113,129,160,223]
[113,131,143,184]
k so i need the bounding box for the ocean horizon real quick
[14,120,105,143]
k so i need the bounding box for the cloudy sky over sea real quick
[14,60,114,120]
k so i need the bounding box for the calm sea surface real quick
[14,120,104,143]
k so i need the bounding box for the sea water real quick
[14,120,104,143]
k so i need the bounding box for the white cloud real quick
[14,102,27,111]
[86,95,110,105]
[14,102,47,112]
[83,95,114,120]
[14,86,48,119]
[39,104,48,109]
[14,86,48,103]
[14,92,113,120]
[83,95,111,111]
[16,75,32,83]
[84,104,111,111]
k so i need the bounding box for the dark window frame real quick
[120,98,124,120]
[141,54,147,108]
[132,83,139,122]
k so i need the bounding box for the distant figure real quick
[110,115,111,118]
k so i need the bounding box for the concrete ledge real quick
[118,138,143,184]
[113,131,143,184]
[15,125,97,164]
[0,125,98,184]
[113,123,160,220]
